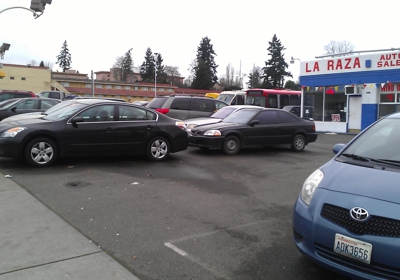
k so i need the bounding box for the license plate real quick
[334,234,372,264]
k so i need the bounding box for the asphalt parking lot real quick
[0,133,355,280]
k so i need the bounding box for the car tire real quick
[222,135,240,155]
[291,134,306,152]
[147,136,170,161]
[25,137,58,167]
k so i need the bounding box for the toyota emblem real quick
[350,207,369,221]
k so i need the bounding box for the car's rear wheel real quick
[147,136,170,161]
[222,135,240,155]
[25,137,58,167]
[291,134,306,152]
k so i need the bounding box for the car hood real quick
[185,117,221,126]
[319,159,400,204]
[1,112,45,123]
[191,121,244,133]
[0,117,53,128]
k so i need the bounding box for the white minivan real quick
[217,90,246,105]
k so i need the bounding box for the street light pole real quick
[154,52,158,98]
[290,56,303,117]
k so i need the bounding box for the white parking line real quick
[164,242,188,256]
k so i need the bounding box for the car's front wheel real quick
[291,134,306,152]
[147,136,170,161]
[222,135,240,155]
[25,137,58,167]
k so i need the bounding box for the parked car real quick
[0,99,188,167]
[292,112,400,279]
[146,95,228,120]
[184,105,262,133]
[37,91,67,100]
[0,100,75,123]
[189,107,317,154]
[0,90,37,101]
[0,97,61,121]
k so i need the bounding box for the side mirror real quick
[333,143,346,154]
[10,106,17,112]
[71,116,84,126]
[249,119,259,126]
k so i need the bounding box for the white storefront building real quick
[299,50,400,133]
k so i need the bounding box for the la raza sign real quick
[300,52,400,76]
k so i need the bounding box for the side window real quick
[278,111,299,123]
[0,93,13,101]
[119,105,149,121]
[191,99,213,112]
[76,105,114,122]
[170,98,190,110]
[268,94,278,108]
[40,92,50,98]
[48,92,60,99]
[16,99,39,110]
[215,100,228,110]
[255,111,279,124]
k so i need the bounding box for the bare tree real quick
[324,40,355,56]
[164,65,181,85]
[28,60,37,66]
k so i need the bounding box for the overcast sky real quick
[1,0,398,86]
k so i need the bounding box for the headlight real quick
[300,169,324,205]
[1,127,27,138]
[204,130,221,136]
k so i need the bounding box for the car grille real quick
[315,243,400,279]
[321,203,400,237]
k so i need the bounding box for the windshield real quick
[342,118,400,162]
[44,102,87,121]
[217,94,234,104]
[222,109,259,124]
[43,101,74,114]
[1,99,21,109]
[210,106,238,119]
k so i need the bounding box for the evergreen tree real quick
[284,80,301,90]
[39,61,45,67]
[261,34,292,88]
[191,37,218,90]
[112,48,134,82]
[140,47,156,82]
[55,40,72,72]
[155,53,167,84]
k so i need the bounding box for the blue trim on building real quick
[361,104,378,130]
[300,69,400,87]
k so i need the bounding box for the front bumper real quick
[292,189,400,280]
[188,134,225,149]
[0,137,24,159]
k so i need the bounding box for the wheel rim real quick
[295,137,304,150]
[226,139,237,151]
[151,139,168,159]
[31,141,54,164]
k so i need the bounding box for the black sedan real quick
[0,97,61,121]
[189,107,317,154]
[0,99,188,167]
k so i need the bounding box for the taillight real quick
[156,108,169,114]
[175,121,185,130]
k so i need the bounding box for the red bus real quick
[245,88,301,108]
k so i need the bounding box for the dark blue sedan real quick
[293,112,400,280]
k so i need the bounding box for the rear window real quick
[147,97,168,108]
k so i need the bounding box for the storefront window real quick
[304,87,323,121]
[303,86,347,122]
[324,86,347,122]
[379,84,400,118]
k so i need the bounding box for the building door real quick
[348,96,362,133]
